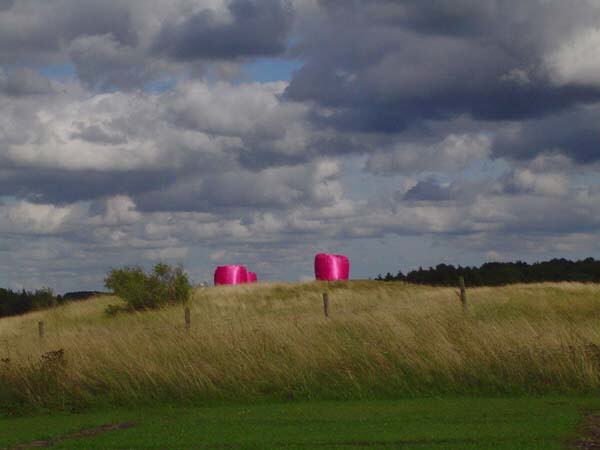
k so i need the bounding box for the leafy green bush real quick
[104,264,192,311]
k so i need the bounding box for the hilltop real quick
[2,281,600,412]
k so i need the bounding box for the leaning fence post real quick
[322,292,329,318]
[459,276,467,311]
[184,307,191,333]
[38,321,45,339]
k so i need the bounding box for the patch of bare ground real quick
[571,413,600,449]
[7,422,136,450]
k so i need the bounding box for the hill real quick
[2,280,600,411]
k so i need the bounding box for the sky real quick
[2,0,600,293]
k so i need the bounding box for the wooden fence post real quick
[459,276,467,311]
[184,307,191,333]
[38,321,45,339]
[322,292,329,318]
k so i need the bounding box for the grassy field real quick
[1,397,597,449]
[2,281,600,411]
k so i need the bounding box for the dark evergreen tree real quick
[377,257,600,286]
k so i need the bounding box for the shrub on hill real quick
[104,263,192,311]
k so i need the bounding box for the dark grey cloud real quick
[363,0,500,36]
[0,0,14,11]
[493,106,600,163]
[0,68,54,96]
[153,0,293,60]
[352,0,599,41]
[0,0,135,63]
[402,179,454,202]
[286,0,600,133]
[59,2,136,46]
[0,168,178,205]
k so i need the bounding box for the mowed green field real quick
[1,397,597,449]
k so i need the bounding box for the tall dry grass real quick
[1,281,600,410]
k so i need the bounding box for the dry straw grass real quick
[2,281,600,410]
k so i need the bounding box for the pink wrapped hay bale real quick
[214,265,248,285]
[314,253,350,281]
[248,272,258,283]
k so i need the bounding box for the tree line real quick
[375,257,600,286]
[0,288,104,319]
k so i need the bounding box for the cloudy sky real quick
[2,0,600,292]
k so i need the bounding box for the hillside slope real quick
[1,281,600,410]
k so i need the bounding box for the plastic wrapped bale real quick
[248,272,258,283]
[214,265,249,285]
[314,253,350,281]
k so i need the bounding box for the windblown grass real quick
[1,281,600,411]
